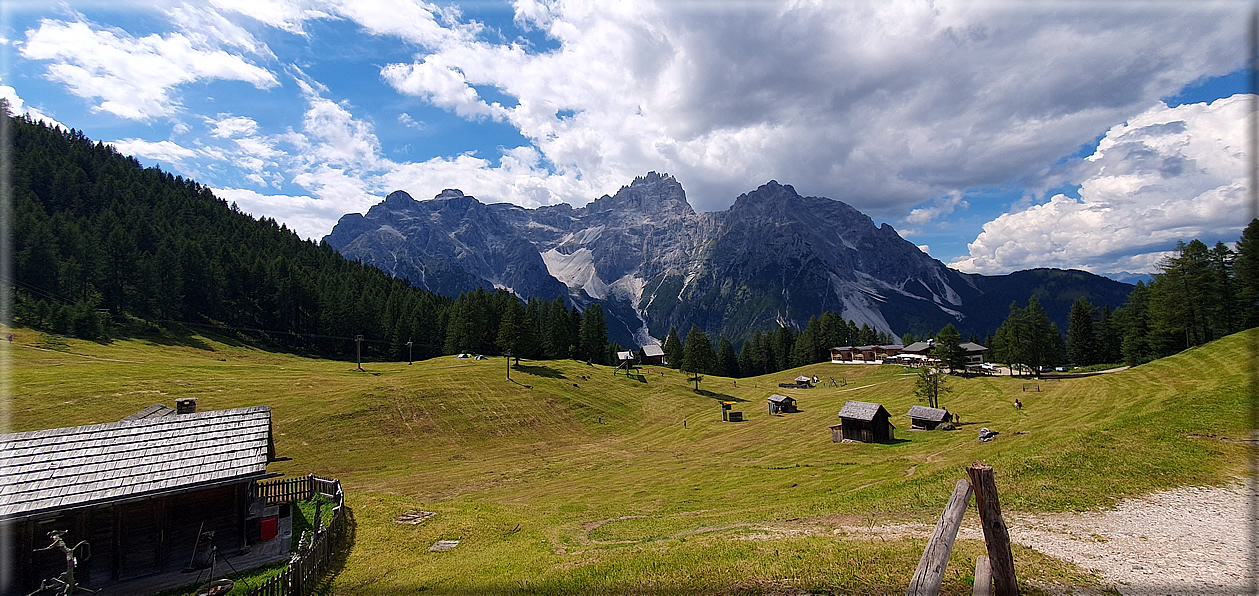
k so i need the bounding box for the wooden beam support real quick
[966,462,1018,595]
[906,479,973,596]
[973,555,992,596]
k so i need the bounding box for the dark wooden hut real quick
[767,394,797,414]
[1,404,284,594]
[905,405,953,430]
[639,344,666,366]
[835,400,894,443]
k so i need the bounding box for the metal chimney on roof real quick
[176,398,197,414]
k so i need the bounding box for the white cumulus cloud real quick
[0,80,65,129]
[212,187,337,240]
[952,94,1253,275]
[19,16,278,120]
[109,138,202,162]
[366,0,1247,215]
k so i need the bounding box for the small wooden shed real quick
[768,394,797,414]
[905,405,953,430]
[835,400,895,443]
[639,344,667,366]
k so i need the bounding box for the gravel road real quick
[996,482,1255,595]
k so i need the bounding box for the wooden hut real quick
[767,394,797,414]
[905,405,953,430]
[835,400,894,443]
[639,344,667,366]
[1,404,283,594]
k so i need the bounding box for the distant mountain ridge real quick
[325,173,1133,347]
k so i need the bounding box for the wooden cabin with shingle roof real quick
[0,404,280,594]
[767,394,797,414]
[833,400,894,443]
[639,344,666,366]
[905,405,953,430]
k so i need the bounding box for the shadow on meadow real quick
[694,389,748,402]
[513,364,567,379]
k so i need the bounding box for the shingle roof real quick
[906,405,951,422]
[120,403,176,421]
[960,342,989,353]
[0,406,273,519]
[641,344,665,357]
[902,341,933,353]
[838,400,887,421]
[768,394,794,404]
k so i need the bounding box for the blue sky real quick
[1,1,1254,277]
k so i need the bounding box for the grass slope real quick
[9,327,1251,594]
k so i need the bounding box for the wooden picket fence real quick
[246,475,348,596]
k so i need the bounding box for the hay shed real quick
[768,394,797,414]
[905,405,953,430]
[836,400,895,443]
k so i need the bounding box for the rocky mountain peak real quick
[435,189,466,199]
[325,174,1133,349]
[383,190,416,206]
[585,171,693,216]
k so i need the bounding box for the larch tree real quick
[1067,297,1098,366]
[681,324,715,391]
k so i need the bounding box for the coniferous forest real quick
[7,110,617,363]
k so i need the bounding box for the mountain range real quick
[325,173,1133,347]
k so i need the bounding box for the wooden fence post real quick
[972,556,992,596]
[966,462,1017,595]
[906,479,973,595]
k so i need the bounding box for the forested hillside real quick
[8,111,451,359]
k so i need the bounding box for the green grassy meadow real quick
[7,327,1253,594]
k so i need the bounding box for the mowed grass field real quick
[7,327,1253,594]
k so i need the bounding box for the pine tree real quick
[663,326,684,369]
[737,333,757,377]
[544,297,570,359]
[932,324,965,373]
[1206,241,1237,339]
[681,324,715,391]
[578,303,608,364]
[791,316,823,367]
[1149,240,1212,352]
[1120,282,1154,365]
[774,326,794,371]
[497,298,526,363]
[1067,297,1098,366]
[1235,219,1259,328]
[716,336,739,377]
